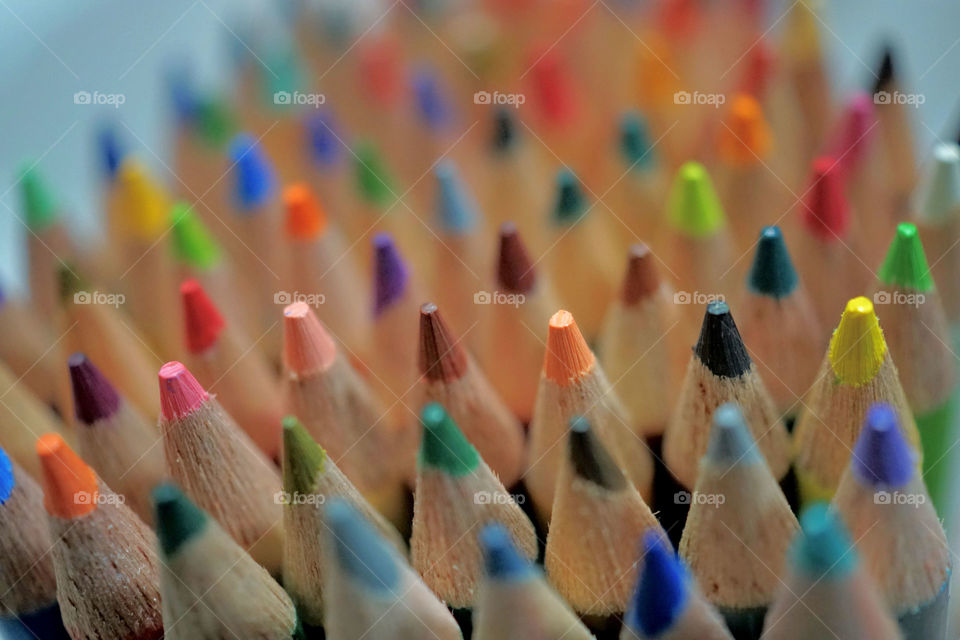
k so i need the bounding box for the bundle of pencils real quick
[2,1,960,639]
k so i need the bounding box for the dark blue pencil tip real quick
[166,65,196,124]
[412,67,452,131]
[97,124,124,182]
[851,403,914,488]
[748,226,798,298]
[619,110,655,169]
[373,233,409,317]
[626,531,688,636]
[304,109,342,167]
[0,446,14,505]
[228,133,275,211]
[479,524,533,581]
[326,498,399,593]
[794,503,857,578]
[435,161,477,233]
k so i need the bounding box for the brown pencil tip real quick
[544,310,595,386]
[497,222,536,293]
[621,244,660,305]
[419,302,467,382]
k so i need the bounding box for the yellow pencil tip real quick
[117,158,170,240]
[828,296,886,386]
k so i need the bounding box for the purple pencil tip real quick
[372,233,409,317]
[68,353,121,425]
[851,403,914,488]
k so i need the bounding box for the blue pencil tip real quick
[412,67,452,131]
[706,403,760,464]
[97,124,124,182]
[228,133,275,211]
[851,403,914,488]
[304,110,342,167]
[626,531,688,636]
[326,498,399,593]
[793,503,857,578]
[166,65,196,124]
[435,161,477,233]
[0,446,14,504]
[479,524,533,581]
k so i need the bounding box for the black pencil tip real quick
[491,107,515,153]
[567,416,626,490]
[872,42,896,94]
[693,301,751,378]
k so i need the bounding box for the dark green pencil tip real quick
[552,169,587,225]
[153,483,208,556]
[19,165,58,231]
[877,222,934,292]
[282,416,326,495]
[192,96,236,149]
[418,402,479,475]
[748,226,798,298]
[58,263,88,302]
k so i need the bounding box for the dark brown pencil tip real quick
[568,416,626,490]
[419,302,467,382]
[621,244,660,306]
[497,222,536,294]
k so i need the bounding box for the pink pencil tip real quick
[829,92,876,175]
[158,361,209,421]
[283,302,337,375]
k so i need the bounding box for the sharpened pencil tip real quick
[851,403,914,488]
[717,94,772,164]
[918,143,960,223]
[626,531,688,636]
[305,109,342,167]
[435,161,477,233]
[419,403,480,475]
[68,353,121,425]
[793,502,857,578]
[36,434,98,519]
[0,447,14,505]
[326,498,399,592]
[622,244,660,305]
[802,156,849,242]
[828,297,886,386]
[619,110,655,169]
[419,303,467,382]
[552,169,587,225]
[877,222,934,292]
[282,416,326,495]
[283,183,327,240]
[354,141,395,207]
[497,223,536,294]
[544,310,595,386]
[667,162,726,237]
[748,226,798,298]
[170,203,221,270]
[372,233,409,317]
[694,302,751,378]
[19,164,58,231]
[180,279,225,355]
[158,361,209,421]
[706,403,760,464]
[412,66,453,131]
[228,133,275,211]
[479,524,533,581]
[283,302,337,375]
[153,483,208,557]
[567,416,627,490]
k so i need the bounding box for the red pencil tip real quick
[801,156,850,242]
[283,301,336,376]
[359,37,403,106]
[528,49,576,126]
[419,302,467,382]
[180,279,225,354]
[158,361,209,421]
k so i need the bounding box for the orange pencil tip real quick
[283,301,336,375]
[717,94,772,164]
[36,433,99,519]
[284,183,327,240]
[544,310,595,386]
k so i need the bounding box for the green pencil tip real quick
[354,141,396,208]
[193,95,236,149]
[170,202,221,270]
[552,169,588,225]
[877,222,934,292]
[418,402,479,475]
[19,165,58,231]
[282,416,326,495]
[153,483,208,556]
[667,162,726,237]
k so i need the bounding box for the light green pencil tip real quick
[667,162,726,237]
[418,402,479,475]
[282,416,326,495]
[19,164,58,230]
[354,141,395,208]
[877,222,934,292]
[170,203,221,270]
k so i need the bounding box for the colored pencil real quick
[282,300,407,518]
[621,531,733,640]
[36,433,163,640]
[284,182,369,354]
[181,278,284,460]
[598,243,676,438]
[873,223,957,518]
[871,45,918,221]
[761,503,902,640]
[604,111,665,248]
[545,416,664,615]
[68,353,165,523]
[418,302,525,486]
[663,302,791,490]
[157,361,283,574]
[474,523,595,640]
[913,143,960,323]
[153,483,303,639]
[737,226,822,416]
[0,447,70,639]
[304,110,353,241]
[833,404,950,640]
[793,296,922,504]
[59,264,161,417]
[281,416,406,630]
[527,309,655,522]
[679,403,798,638]
[323,498,463,639]
[411,402,536,608]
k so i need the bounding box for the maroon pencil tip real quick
[497,222,536,294]
[68,353,121,425]
[419,302,467,382]
[621,244,660,306]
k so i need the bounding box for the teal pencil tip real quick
[747,226,798,298]
[619,110,655,169]
[418,402,480,475]
[435,161,478,233]
[153,483,208,557]
[793,503,857,579]
[552,168,587,225]
[326,498,399,592]
[877,222,934,292]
